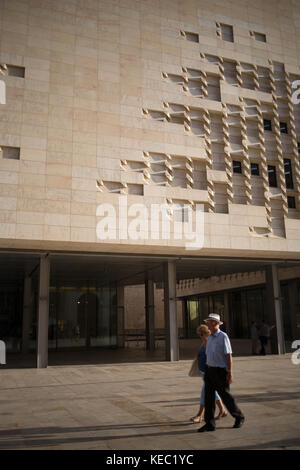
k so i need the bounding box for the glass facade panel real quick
[246,289,264,324]
[185,293,224,337]
[230,291,243,338]
[280,283,292,341]
[186,298,199,337]
[49,289,57,349]
[57,285,85,348]
[198,296,209,324]
[213,294,225,315]
[229,287,269,338]
[33,280,117,350]
[297,281,300,331]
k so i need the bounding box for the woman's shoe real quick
[215,410,228,420]
[190,415,203,423]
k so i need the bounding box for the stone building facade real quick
[0,0,299,366]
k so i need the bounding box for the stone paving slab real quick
[0,354,299,450]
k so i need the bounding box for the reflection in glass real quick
[229,287,266,338]
[185,293,224,338]
[34,281,117,350]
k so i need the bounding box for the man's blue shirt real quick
[206,328,232,368]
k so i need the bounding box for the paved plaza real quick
[0,350,299,450]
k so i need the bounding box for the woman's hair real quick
[196,324,210,336]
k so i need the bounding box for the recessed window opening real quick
[233,160,242,174]
[284,159,294,189]
[264,119,272,131]
[183,31,199,43]
[268,165,277,187]
[253,32,266,42]
[280,122,288,134]
[220,23,234,42]
[7,65,25,78]
[287,196,296,209]
[0,146,20,160]
[251,163,260,176]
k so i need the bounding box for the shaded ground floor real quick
[0,354,299,450]
[3,337,276,369]
[0,250,299,367]
[125,277,300,348]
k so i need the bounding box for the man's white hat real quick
[204,313,223,325]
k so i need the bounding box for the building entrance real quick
[32,282,118,351]
[0,251,298,367]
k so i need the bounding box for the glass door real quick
[186,298,199,337]
[45,281,117,350]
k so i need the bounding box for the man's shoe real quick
[197,424,216,433]
[233,416,245,429]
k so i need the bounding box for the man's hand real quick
[227,372,233,384]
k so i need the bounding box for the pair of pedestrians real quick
[190,323,227,423]
[192,313,245,433]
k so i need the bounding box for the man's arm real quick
[226,353,233,384]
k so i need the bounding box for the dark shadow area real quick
[219,437,300,450]
[0,422,299,450]
[3,348,168,369]
[2,339,278,369]
[146,390,300,406]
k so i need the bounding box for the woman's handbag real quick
[188,358,201,377]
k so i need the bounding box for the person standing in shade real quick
[269,324,277,354]
[258,320,271,356]
[251,321,258,355]
[198,313,245,433]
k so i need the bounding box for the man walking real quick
[198,313,245,433]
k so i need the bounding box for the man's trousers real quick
[204,366,244,428]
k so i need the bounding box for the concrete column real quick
[265,264,285,355]
[37,255,50,368]
[223,291,231,335]
[117,285,125,348]
[22,276,32,354]
[145,277,155,351]
[288,280,299,342]
[163,261,179,361]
